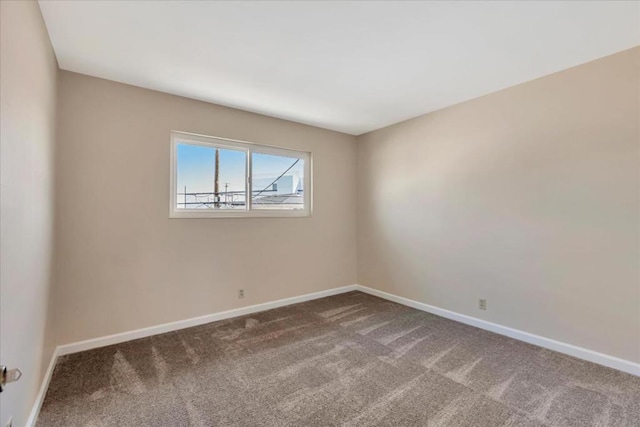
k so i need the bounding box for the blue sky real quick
[176,143,303,194]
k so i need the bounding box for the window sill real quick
[169,210,312,219]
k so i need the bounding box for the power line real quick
[252,159,300,199]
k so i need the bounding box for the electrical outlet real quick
[479,299,487,310]
[238,289,245,299]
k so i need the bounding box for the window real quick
[170,131,311,218]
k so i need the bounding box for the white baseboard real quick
[27,282,639,426]
[26,346,59,427]
[354,284,640,377]
[57,285,358,356]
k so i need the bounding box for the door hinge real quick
[0,365,22,392]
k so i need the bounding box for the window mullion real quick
[247,148,252,212]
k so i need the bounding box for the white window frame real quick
[170,131,312,218]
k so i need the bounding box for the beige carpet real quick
[38,291,640,426]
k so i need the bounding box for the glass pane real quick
[251,152,305,210]
[176,142,246,210]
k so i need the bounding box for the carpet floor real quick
[37,291,640,426]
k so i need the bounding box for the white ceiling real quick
[39,1,639,135]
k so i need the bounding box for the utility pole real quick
[214,148,220,208]
[224,182,229,207]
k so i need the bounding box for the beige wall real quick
[357,47,640,363]
[0,1,58,425]
[54,71,358,344]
